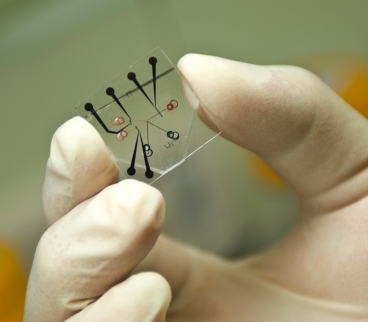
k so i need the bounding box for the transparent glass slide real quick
[75,47,221,184]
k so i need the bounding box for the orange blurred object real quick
[339,65,368,118]
[0,242,26,322]
[250,54,368,188]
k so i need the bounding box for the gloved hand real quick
[24,54,368,322]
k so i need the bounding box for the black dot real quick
[127,168,136,176]
[106,87,115,96]
[167,131,174,138]
[149,57,157,65]
[145,170,154,179]
[127,72,136,80]
[84,103,93,112]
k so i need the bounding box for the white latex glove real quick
[24,54,368,322]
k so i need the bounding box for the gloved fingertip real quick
[47,117,102,176]
[44,116,119,225]
[102,179,166,235]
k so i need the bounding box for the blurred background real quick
[1,0,368,320]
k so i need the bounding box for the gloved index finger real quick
[43,116,119,225]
